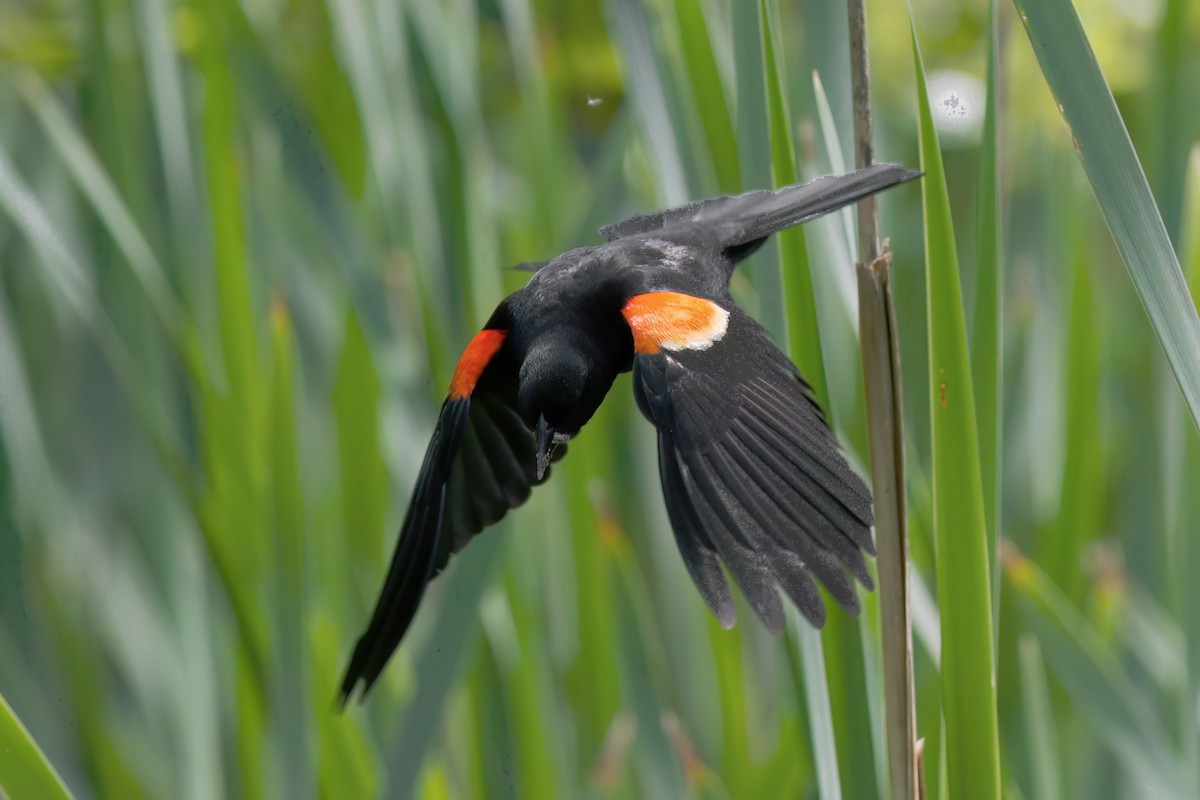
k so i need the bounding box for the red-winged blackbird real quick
[340,164,920,703]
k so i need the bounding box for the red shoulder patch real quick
[621,292,729,355]
[448,329,507,399]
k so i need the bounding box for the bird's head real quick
[518,339,609,479]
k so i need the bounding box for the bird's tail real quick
[601,163,920,261]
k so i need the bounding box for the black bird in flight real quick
[340,163,920,703]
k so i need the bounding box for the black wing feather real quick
[634,308,875,633]
[340,353,557,703]
[340,401,467,703]
[717,435,861,615]
[658,432,736,628]
[675,446,787,633]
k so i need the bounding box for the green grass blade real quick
[497,0,576,252]
[909,569,941,665]
[198,31,258,415]
[1187,147,1200,304]
[1017,635,1063,800]
[0,146,93,318]
[973,0,1002,634]
[310,616,379,800]
[388,535,506,795]
[809,56,892,800]
[1179,145,1200,795]
[1123,589,1184,694]
[234,648,267,800]
[811,71,858,267]
[498,570,567,800]
[1004,548,1185,795]
[562,443,621,756]
[760,0,825,407]
[1151,0,1191,243]
[281,0,366,197]
[808,66,872,461]
[133,0,199,205]
[0,294,54,547]
[15,71,180,332]
[731,0,770,193]
[856,603,889,797]
[793,620,843,800]
[332,310,388,576]
[730,0,784,333]
[268,303,311,798]
[1045,235,1102,600]
[0,147,190,502]
[673,0,740,193]
[911,18,1002,800]
[193,14,272,794]
[607,0,688,204]
[760,6,860,797]
[708,616,752,791]
[0,692,75,800]
[811,71,872,403]
[1012,0,1200,431]
[608,548,691,798]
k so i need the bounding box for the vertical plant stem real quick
[975,0,1003,642]
[847,1,918,798]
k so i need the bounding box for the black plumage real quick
[339,163,920,703]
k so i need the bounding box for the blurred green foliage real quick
[0,0,1198,798]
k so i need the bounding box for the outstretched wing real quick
[340,326,558,703]
[625,292,875,633]
[600,163,919,249]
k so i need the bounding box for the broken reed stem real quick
[847,1,920,799]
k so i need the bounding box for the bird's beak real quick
[536,415,558,481]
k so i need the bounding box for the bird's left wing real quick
[624,292,875,634]
[340,326,558,703]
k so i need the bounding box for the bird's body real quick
[505,232,725,431]
[340,164,920,703]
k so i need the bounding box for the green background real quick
[1,0,1198,797]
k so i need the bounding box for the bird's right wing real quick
[600,163,919,249]
[340,323,562,703]
[624,292,875,633]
